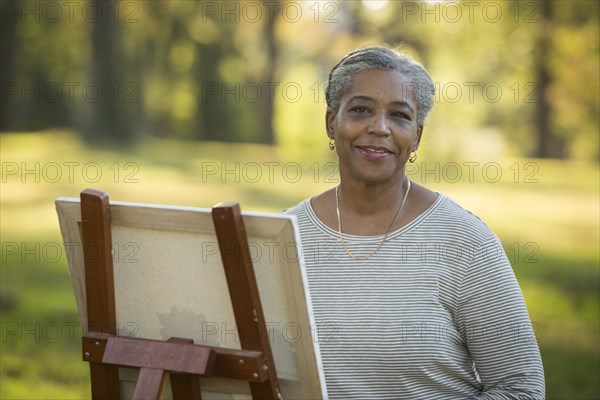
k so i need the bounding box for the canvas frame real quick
[55,195,327,399]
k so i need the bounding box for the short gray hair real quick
[325,46,435,126]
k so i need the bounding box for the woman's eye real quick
[393,112,410,120]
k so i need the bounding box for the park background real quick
[1,0,598,398]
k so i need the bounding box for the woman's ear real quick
[325,109,335,139]
[413,125,424,151]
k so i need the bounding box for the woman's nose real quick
[368,112,391,136]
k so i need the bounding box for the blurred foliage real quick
[1,0,598,158]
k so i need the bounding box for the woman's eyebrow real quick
[347,95,374,103]
[347,96,416,114]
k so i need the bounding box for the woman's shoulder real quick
[282,188,335,223]
[425,193,497,241]
[281,198,310,218]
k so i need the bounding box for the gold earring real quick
[329,138,335,151]
[408,151,417,163]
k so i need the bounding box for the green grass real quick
[1,131,598,399]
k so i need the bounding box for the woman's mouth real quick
[356,145,393,160]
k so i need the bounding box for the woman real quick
[285,46,545,398]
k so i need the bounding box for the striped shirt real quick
[285,193,545,399]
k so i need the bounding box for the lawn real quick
[1,131,598,399]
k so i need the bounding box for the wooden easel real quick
[79,189,282,400]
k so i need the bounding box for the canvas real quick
[56,196,327,399]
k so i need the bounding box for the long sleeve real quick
[457,235,545,399]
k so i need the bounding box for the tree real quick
[533,0,561,158]
[257,0,278,144]
[84,0,136,144]
[0,2,19,131]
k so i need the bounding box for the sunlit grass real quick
[1,131,598,399]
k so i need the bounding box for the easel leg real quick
[89,363,120,399]
[133,368,166,400]
[212,203,282,400]
[171,373,202,400]
[169,337,202,400]
[81,189,120,399]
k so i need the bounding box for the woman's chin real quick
[349,172,399,186]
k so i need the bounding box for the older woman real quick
[285,46,545,398]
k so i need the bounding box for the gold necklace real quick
[335,179,411,260]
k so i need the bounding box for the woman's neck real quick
[337,174,409,218]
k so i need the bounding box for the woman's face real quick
[326,69,423,187]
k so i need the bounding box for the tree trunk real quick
[196,43,232,141]
[85,0,134,144]
[534,0,558,158]
[1,3,19,131]
[258,0,278,144]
